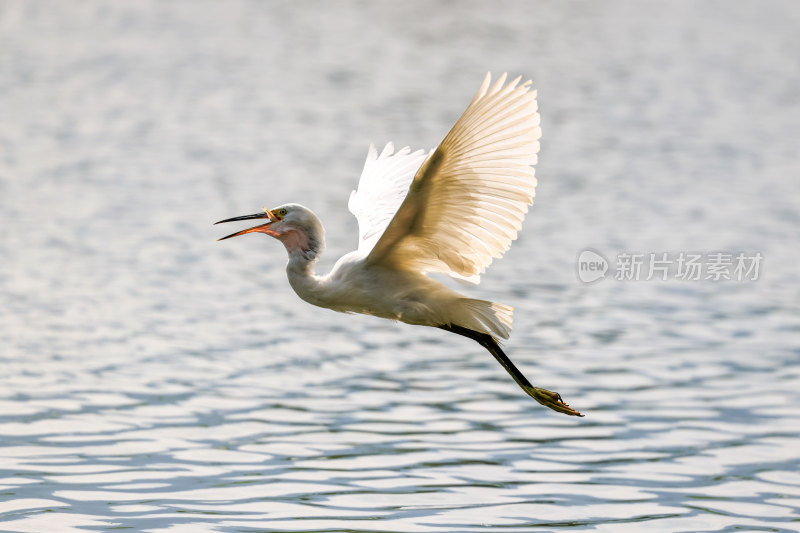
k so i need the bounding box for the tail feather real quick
[459,298,513,340]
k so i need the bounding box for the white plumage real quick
[362,73,540,285]
[348,143,429,256]
[216,73,581,416]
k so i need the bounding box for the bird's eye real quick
[278,209,287,216]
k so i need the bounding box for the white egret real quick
[216,73,582,416]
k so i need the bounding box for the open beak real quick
[214,209,278,241]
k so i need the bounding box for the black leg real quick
[438,324,583,417]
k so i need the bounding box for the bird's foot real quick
[524,385,584,417]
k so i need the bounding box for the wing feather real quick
[348,142,429,255]
[365,73,541,283]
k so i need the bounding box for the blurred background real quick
[1,1,799,531]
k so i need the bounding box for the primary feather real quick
[348,143,429,255]
[366,72,541,284]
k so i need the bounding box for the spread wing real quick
[365,72,541,283]
[348,142,429,255]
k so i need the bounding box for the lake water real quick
[2,1,799,531]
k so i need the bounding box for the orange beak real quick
[215,209,279,241]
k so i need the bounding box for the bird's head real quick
[215,203,324,260]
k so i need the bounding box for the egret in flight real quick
[216,73,582,416]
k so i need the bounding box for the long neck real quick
[282,226,327,307]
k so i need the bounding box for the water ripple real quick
[2,0,800,531]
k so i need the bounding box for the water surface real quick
[1,1,799,531]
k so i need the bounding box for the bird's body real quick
[299,253,446,324]
[216,73,582,416]
[305,249,509,337]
